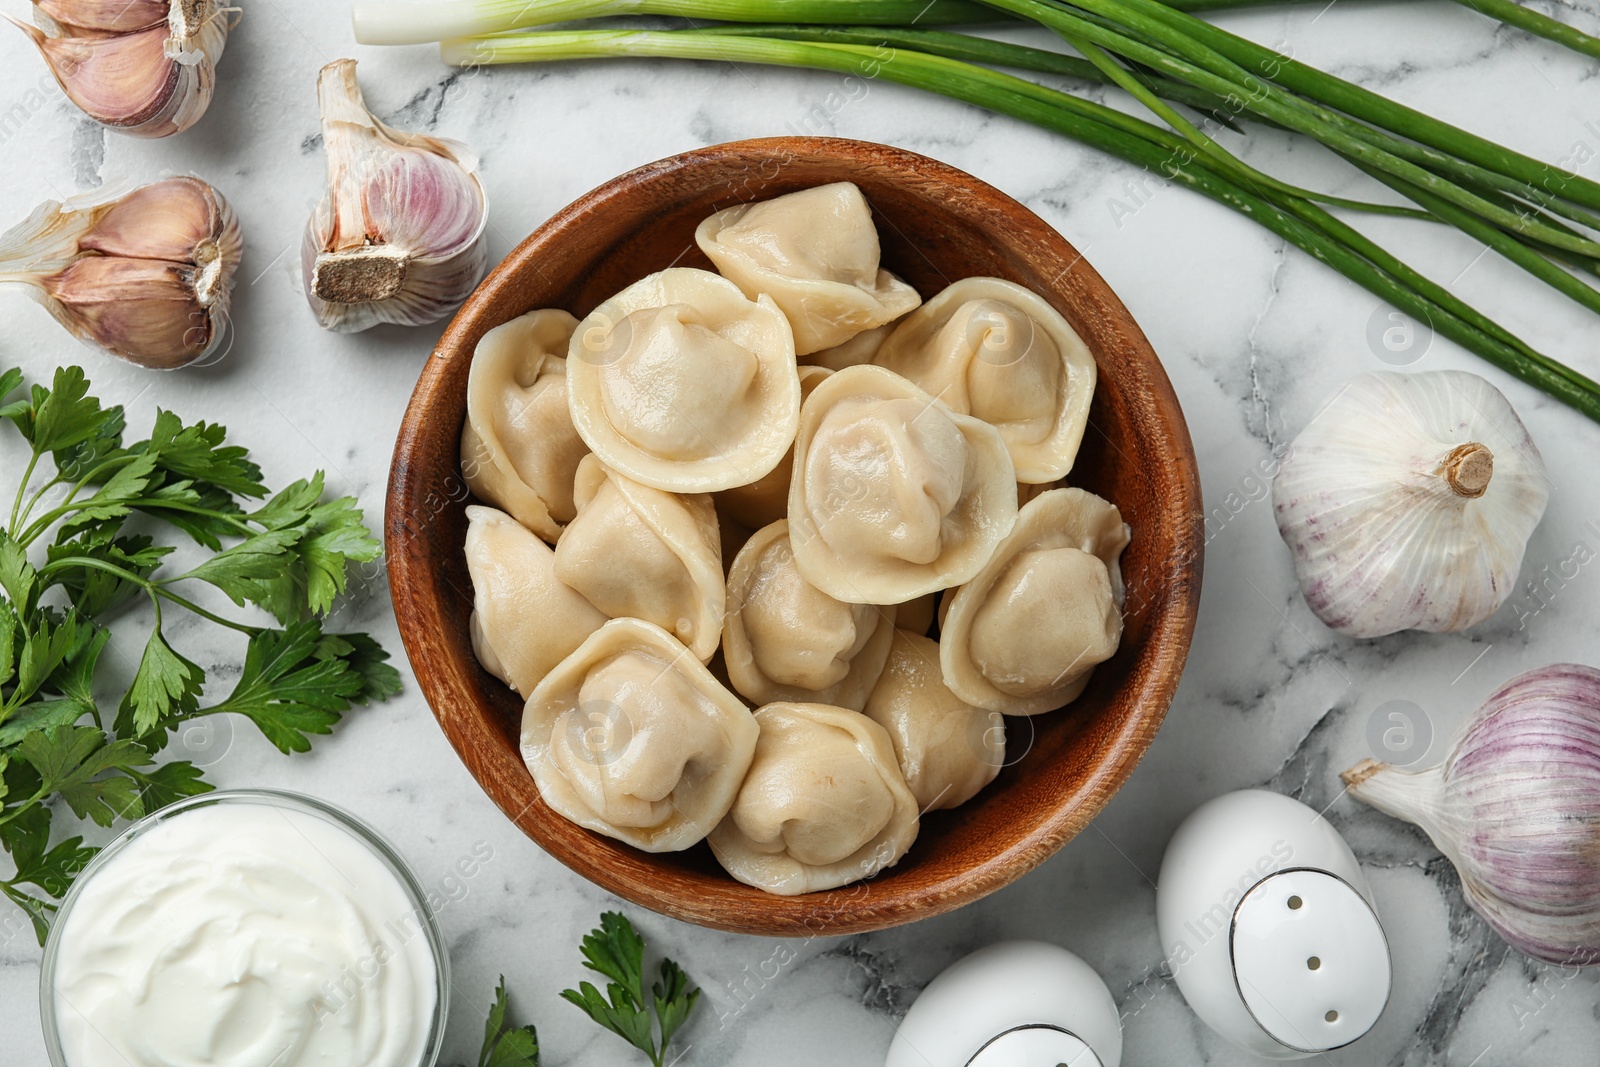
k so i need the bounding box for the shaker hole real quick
[1287,895,1303,910]
[1307,956,1321,970]
[1325,1010,1340,1023]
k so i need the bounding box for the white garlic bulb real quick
[1273,370,1548,637]
[9,0,234,138]
[302,59,488,333]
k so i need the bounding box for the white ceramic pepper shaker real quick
[1156,789,1392,1059]
[886,941,1122,1067]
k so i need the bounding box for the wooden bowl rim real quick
[387,136,1203,935]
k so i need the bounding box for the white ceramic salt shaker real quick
[1156,789,1391,1059]
[885,940,1122,1067]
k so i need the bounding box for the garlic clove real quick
[42,257,219,369]
[8,20,176,129]
[0,177,241,370]
[81,175,238,264]
[34,0,170,35]
[302,58,488,333]
[1272,370,1549,638]
[8,0,231,138]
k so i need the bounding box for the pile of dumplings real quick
[460,182,1132,897]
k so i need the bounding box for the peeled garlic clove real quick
[302,58,488,333]
[0,176,241,369]
[8,1,231,138]
[1272,370,1549,637]
[1343,664,1600,965]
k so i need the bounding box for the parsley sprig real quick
[477,976,541,1067]
[0,366,400,942]
[561,912,701,1067]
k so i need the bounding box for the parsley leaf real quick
[0,699,92,748]
[0,530,38,615]
[14,725,149,826]
[300,497,382,616]
[0,882,59,946]
[135,478,244,550]
[236,475,382,622]
[120,627,204,737]
[7,612,85,713]
[180,526,304,607]
[137,410,266,498]
[53,403,126,482]
[8,832,96,899]
[478,976,541,1067]
[56,452,159,533]
[11,367,115,455]
[203,622,365,754]
[653,959,701,1053]
[579,911,648,1008]
[562,912,701,1067]
[47,527,172,616]
[126,760,213,811]
[317,631,403,703]
[0,598,15,693]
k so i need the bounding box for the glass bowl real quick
[38,788,450,1067]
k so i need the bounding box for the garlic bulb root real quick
[1439,442,1493,498]
[9,0,234,137]
[302,58,488,333]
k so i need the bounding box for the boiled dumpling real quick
[717,365,831,530]
[566,268,799,493]
[554,455,724,662]
[863,630,1004,810]
[708,702,919,895]
[803,322,894,371]
[695,183,921,355]
[460,309,589,541]
[723,521,897,711]
[874,277,1095,483]
[463,505,606,696]
[941,488,1129,715]
[522,618,758,852]
[788,365,1017,604]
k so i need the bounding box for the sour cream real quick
[46,794,442,1067]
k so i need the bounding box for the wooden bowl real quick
[387,137,1203,935]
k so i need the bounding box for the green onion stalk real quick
[351,0,999,45]
[352,0,1600,421]
[1161,0,1600,60]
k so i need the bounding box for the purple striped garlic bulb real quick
[302,59,488,333]
[1272,370,1548,638]
[1343,664,1600,965]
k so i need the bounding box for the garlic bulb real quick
[1343,664,1600,965]
[302,59,488,333]
[8,0,234,138]
[0,177,241,369]
[1272,370,1548,637]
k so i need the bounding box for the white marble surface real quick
[3,1,1600,1064]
